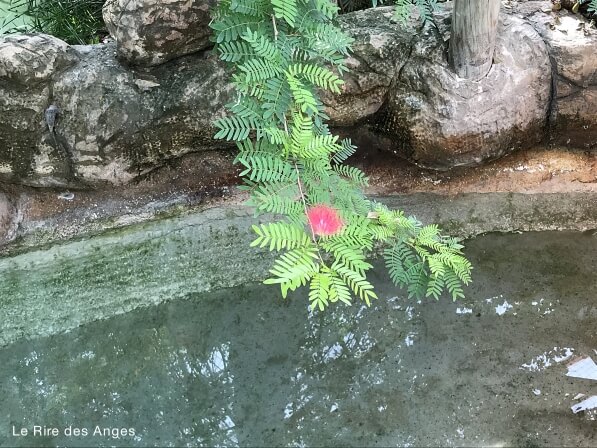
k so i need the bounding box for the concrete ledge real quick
[1,191,597,348]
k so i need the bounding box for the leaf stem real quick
[294,162,325,264]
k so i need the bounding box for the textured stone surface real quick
[0,193,17,246]
[2,4,597,186]
[103,0,216,67]
[524,5,597,148]
[323,8,413,126]
[0,33,79,86]
[0,34,80,186]
[0,40,234,187]
[365,4,552,169]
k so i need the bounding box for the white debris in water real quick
[284,403,294,419]
[378,404,387,412]
[323,343,343,362]
[531,298,556,315]
[356,305,368,319]
[330,403,338,413]
[343,332,357,350]
[405,306,415,320]
[573,393,586,400]
[520,347,574,372]
[218,415,235,430]
[485,294,506,305]
[553,348,574,362]
[566,357,597,381]
[495,300,513,316]
[456,307,473,315]
[532,389,541,396]
[571,396,597,414]
[404,333,416,347]
[456,428,465,438]
[81,351,95,360]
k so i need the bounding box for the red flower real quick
[306,204,344,236]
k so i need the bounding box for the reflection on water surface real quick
[1,232,596,447]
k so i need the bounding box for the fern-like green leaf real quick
[335,265,377,305]
[210,15,263,43]
[218,40,257,62]
[242,28,281,61]
[238,152,297,183]
[271,0,298,26]
[333,164,368,186]
[264,246,319,298]
[214,115,253,141]
[288,63,344,93]
[262,77,293,122]
[239,57,283,82]
[251,222,312,251]
[230,0,268,18]
[332,138,357,164]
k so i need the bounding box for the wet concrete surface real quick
[0,231,595,447]
[2,145,597,255]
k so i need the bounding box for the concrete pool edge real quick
[1,191,597,348]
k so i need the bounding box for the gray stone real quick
[363,4,552,169]
[0,40,234,187]
[525,5,597,148]
[0,193,17,246]
[103,0,216,67]
[0,33,79,86]
[323,7,413,126]
[2,4,597,186]
[0,34,80,186]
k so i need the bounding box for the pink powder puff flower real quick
[306,204,344,236]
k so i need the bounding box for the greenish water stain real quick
[0,231,596,447]
[0,207,275,347]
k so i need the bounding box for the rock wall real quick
[103,0,216,67]
[0,0,596,186]
[338,8,552,168]
[524,6,597,148]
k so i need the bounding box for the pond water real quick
[0,231,596,447]
[0,0,31,34]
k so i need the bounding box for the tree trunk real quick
[450,0,501,80]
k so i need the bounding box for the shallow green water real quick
[0,0,32,34]
[0,232,596,447]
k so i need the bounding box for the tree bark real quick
[450,0,501,80]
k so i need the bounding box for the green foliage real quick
[381,0,438,26]
[335,0,438,30]
[1,0,106,45]
[210,0,472,310]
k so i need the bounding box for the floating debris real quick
[573,393,586,400]
[495,300,513,316]
[456,307,473,315]
[566,356,597,381]
[520,347,574,372]
[58,192,75,201]
[571,396,597,414]
[532,389,542,396]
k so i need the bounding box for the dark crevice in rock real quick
[546,53,559,134]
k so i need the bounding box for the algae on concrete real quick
[1,192,597,348]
